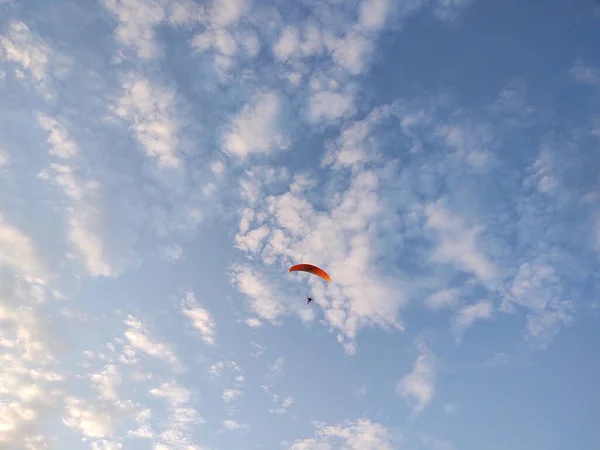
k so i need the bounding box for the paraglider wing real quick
[288,264,331,283]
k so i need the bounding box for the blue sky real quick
[1,0,599,449]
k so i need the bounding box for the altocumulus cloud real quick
[0,0,599,449]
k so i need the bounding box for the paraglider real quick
[288,263,330,305]
[288,263,331,282]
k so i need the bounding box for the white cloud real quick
[181,291,217,345]
[327,30,373,75]
[570,59,600,86]
[502,259,573,347]
[0,20,70,97]
[433,0,475,22]
[211,161,226,174]
[425,288,461,310]
[273,26,300,61]
[114,72,181,168]
[208,360,240,377]
[149,381,190,406]
[209,0,250,27]
[91,440,124,450]
[90,365,122,401]
[229,264,287,323]
[245,317,262,328]
[308,90,355,123]
[63,397,114,439]
[37,114,137,277]
[150,381,205,448]
[396,343,435,415]
[222,388,242,403]
[323,103,393,169]
[232,164,407,353]
[222,91,289,159]
[0,148,8,168]
[0,348,63,448]
[267,357,285,378]
[443,403,459,414]
[359,0,392,32]
[100,0,167,59]
[123,315,183,372]
[128,408,153,439]
[452,301,493,336]
[425,199,498,283]
[269,395,294,415]
[159,244,183,263]
[221,419,249,431]
[0,215,47,281]
[37,113,78,159]
[288,419,395,449]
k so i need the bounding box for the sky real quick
[1,0,600,449]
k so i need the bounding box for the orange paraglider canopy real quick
[288,263,331,282]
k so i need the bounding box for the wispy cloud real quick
[37,113,139,278]
[0,20,70,98]
[452,300,494,337]
[123,315,183,372]
[221,419,249,431]
[113,72,182,169]
[181,290,217,346]
[0,214,47,281]
[288,419,395,449]
[396,343,436,415]
[425,199,498,284]
[222,91,289,159]
[158,244,183,263]
[150,380,205,448]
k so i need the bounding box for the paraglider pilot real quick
[306,297,313,305]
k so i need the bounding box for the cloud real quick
[452,300,494,336]
[209,0,250,27]
[158,244,183,263]
[221,419,249,431]
[433,0,475,22]
[570,59,600,86]
[0,20,70,97]
[425,199,498,283]
[266,356,285,378]
[359,0,392,32]
[501,258,573,348]
[113,72,182,168]
[181,291,217,346]
[396,343,436,415]
[229,264,287,323]
[208,360,240,377]
[37,113,138,277]
[232,163,407,353]
[123,315,183,372]
[269,395,294,415]
[0,227,63,449]
[90,364,122,401]
[424,288,461,310]
[287,419,395,449]
[308,90,355,123]
[222,91,289,159]
[0,215,47,281]
[222,388,242,403]
[245,317,262,328]
[0,351,64,448]
[63,396,115,439]
[150,381,205,448]
[443,403,459,414]
[101,0,202,60]
[128,408,153,439]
